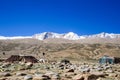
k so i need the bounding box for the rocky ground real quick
[0,60,120,80]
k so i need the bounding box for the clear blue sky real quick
[0,0,120,36]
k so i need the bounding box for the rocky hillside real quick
[0,39,120,61]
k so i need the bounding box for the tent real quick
[114,57,120,63]
[5,55,21,63]
[5,55,38,63]
[21,56,38,63]
[99,55,114,64]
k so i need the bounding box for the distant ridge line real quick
[0,32,120,40]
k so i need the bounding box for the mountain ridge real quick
[0,32,120,40]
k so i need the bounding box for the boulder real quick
[63,72,76,78]
[34,72,50,80]
[90,72,107,77]
[60,59,71,65]
[16,72,27,76]
[72,74,84,80]
[0,72,11,77]
[44,71,57,77]
[24,75,33,80]
[42,75,51,79]
[105,69,114,73]
[33,76,48,80]
[34,72,44,77]
[108,73,118,77]
[79,68,90,73]
[65,69,74,73]
[73,73,106,80]
[85,74,99,80]
[1,63,11,68]
[25,62,33,69]
[51,74,60,79]
[96,67,103,71]
[96,78,103,80]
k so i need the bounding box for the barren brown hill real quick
[0,39,120,62]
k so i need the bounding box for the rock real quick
[34,72,50,80]
[59,66,64,70]
[72,74,84,80]
[44,71,57,77]
[16,72,27,76]
[33,76,48,80]
[24,75,33,80]
[19,62,25,65]
[96,68,103,71]
[0,78,8,80]
[64,65,70,69]
[63,72,76,78]
[45,66,50,70]
[42,75,51,79]
[51,74,60,79]
[103,65,111,70]
[1,63,11,68]
[34,72,44,77]
[0,72,11,77]
[117,69,120,72]
[79,68,90,73]
[26,62,33,66]
[25,62,33,69]
[65,69,74,73]
[73,73,106,80]
[85,74,99,80]
[90,72,107,77]
[59,64,64,69]
[3,68,11,72]
[96,78,103,80]
[105,69,114,73]
[60,59,70,64]
[4,73,11,77]
[108,73,117,77]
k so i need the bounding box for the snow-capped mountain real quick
[0,36,32,40]
[33,32,80,40]
[63,32,80,40]
[33,32,63,40]
[33,32,120,40]
[0,32,120,40]
[87,32,120,39]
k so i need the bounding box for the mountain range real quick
[0,32,120,40]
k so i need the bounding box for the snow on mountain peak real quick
[33,32,80,40]
[33,32,120,40]
[63,32,80,40]
[88,32,120,38]
[33,32,63,40]
[0,32,120,40]
[0,36,32,40]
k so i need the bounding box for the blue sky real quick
[0,0,120,36]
